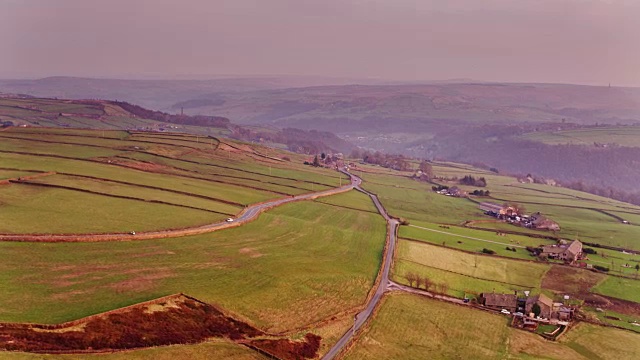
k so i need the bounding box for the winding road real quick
[0,174,357,242]
[322,170,399,360]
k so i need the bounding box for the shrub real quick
[482,248,496,255]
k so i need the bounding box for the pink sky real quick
[1,0,639,86]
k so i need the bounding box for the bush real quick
[505,246,517,252]
[583,247,597,255]
[482,248,496,255]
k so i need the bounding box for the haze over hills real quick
[2,76,640,198]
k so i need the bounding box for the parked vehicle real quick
[226,218,234,222]
[500,309,511,315]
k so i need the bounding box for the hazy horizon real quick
[2,0,639,87]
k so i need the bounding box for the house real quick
[525,293,554,319]
[479,293,517,313]
[478,202,518,216]
[541,240,582,263]
[529,212,561,231]
[447,186,467,197]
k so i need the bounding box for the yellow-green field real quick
[344,293,640,360]
[0,196,386,334]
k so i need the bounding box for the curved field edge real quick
[0,196,386,335]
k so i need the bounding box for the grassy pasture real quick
[344,293,640,360]
[2,340,267,360]
[0,136,123,159]
[393,260,520,298]
[0,183,220,234]
[523,126,640,148]
[592,276,640,303]
[315,189,379,213]
[559,322,640,360]
[400,222,555,261]
[0,169,35,180]
[30,174,241,214]
[528,205,640,250]
[0,200,386,333]
[393,239,549,293]
[343,293,512,360]
[0,153,277,205]
[351,171,484,224]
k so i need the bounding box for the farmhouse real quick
[529,212,561,231]
[525,293,554,319]
[447,186,467,198]
[541,240,582,263]
[478,202,518,218]
[478,293,517,313]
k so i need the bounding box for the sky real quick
[1,0,639,86]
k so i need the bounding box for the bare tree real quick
[423,276,432,291]
[406,272,418,287]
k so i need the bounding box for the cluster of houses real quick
[434,186,467,197]
[479,202,561,231]
[479,290,574,328]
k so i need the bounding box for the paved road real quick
[0,175,357,242]
[322,170,398,360]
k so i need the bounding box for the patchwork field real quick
[353,161,640,251]
[0,197,386,334]
[0,127,345,234]
[522,126,640,148]
[344,293,640,360]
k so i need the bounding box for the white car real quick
[500,309,511,315]
[226,218,234,222]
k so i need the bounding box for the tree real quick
[312,155,320,167]
[321,152,326,160]
[418,161,434,180]
[423,276,432,291]
[415,275,424,289]
[406,272,418,287]
[532,303,541,317]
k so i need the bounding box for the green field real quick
[343,293,512,359]
[592,276,640,303]
[522,126,640,148]
[0,198,386,334]
[394,239,549,289]
[400,221,555,261]
[0,184,222,234]
[2,340,266,360]
[0,127,351,234]
[345,293,640,360]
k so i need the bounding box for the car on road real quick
[129,231,136,235]
[226,218,234,222]
[500,309,511,315]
